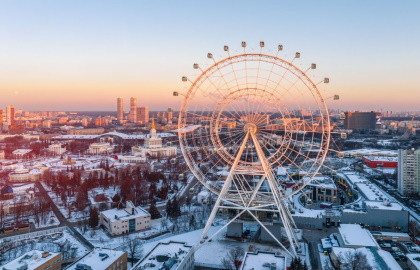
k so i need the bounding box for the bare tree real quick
[124,235,143,267]
[339,250,372,270]
[221,247,245,270]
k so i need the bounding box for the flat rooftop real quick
[338,224,379,248]
[134,241,193,270]
[66,248,126,270]
[241,251,286,270]
[364,200,403,211]
[0,250,60,270]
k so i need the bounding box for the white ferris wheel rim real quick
[178,52,331,197]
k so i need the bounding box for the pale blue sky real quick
[0,0,419,111]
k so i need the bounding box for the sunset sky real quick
[0,0,419,111]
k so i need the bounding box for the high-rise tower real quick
[117,98,124,123]
[129,97,137,123]
[137,107,149,124]
[6,105,15,126]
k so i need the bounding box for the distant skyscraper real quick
[167,107,173,124]
[117,98,124,123]
[6,105,15,126]
[137,107,149,124]
[0,109,3,129]
[129,97,137,123]
[343,111,378,130]
[398,149,420,196]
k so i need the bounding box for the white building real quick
[48,143,66,155]
[398,149,420,196]
[8,167,43,183]
[118,155,146,164]
[12,149,32,159]
[67,248,127,270]
[337,224,379,248]
[133,241,194,270]
[88,142,114,155]
[132,120,176,159]
[100,201,151,236]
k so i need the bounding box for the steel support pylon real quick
[196,130,298,256]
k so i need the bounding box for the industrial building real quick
[344,111,378,130]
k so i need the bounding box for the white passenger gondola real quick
[224,45,229,51]
[340,112,345,119]
[295,52,301,58]
[173,91,179,96]
[193,63,199,69]
[324,78,329,83]
[341,133,347,139]
[182,76,187,82]
[278,44,283,51]
[241,41,246,47]
[260,41,265,47]
[334,94,340,100]
[207,53,213,58]
[311,63,316,69]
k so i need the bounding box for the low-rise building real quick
[12,149,33,159]
[362,156,398,168]
[0,250,61,270]
[88,142,114,155]
[66,248,127,270]
[407,253,420,270]
[337,224,379,248]
[48,144,66,155]
[133,241,194,270]
[304,175,338,203]
[100,201,151,236]
[8,167,43,183]
[240,251,287,270]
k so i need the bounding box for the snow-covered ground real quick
[76,219,168,249]
[0,229,89,265]
[29,210,60,229]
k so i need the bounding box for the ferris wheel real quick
[176,41,334,255]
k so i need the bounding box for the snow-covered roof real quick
[407,253,420,270]
[135,241,193,270]
[53,131,175,140]
[66,248,126,270]
[101,205,150,222]
[341,148,398,157]
[170,125,201,134]
[338,224,379,248]
[241,251,286,270]
[362,156,398,162]
[364,200,402,211]
[12,149,32,155]
[0,250,60,270]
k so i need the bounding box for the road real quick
[303,227,338,270]
[35,182,94,249]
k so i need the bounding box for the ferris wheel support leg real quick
[250,133,298,256]
[200,132,250,243]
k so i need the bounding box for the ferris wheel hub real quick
[243,122,258,134]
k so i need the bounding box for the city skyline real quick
[1,0,420,111]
